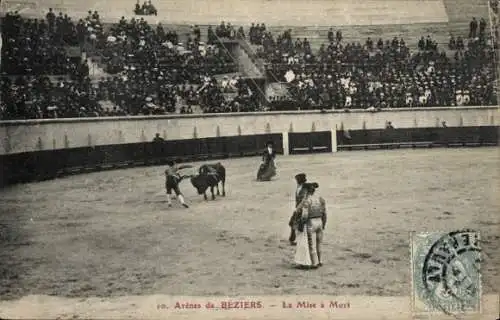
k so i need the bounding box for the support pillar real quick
[331,129,337,153]
[282,132,289,155]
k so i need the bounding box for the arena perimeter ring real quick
[0,148,498,300]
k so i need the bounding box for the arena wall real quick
[1,106,498,155]
[0,107,498,187]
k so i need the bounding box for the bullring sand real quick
[0,148,498,319]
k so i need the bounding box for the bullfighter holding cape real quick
[256,141,277,181]
[164,159,193,208]
[289,173,308,245]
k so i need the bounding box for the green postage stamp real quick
[410,230,482,316]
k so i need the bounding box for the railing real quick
[0,105,497,124]
[237,38,266,75]
[213,33,268,103]
[237,39,284,85]
[487,1,500,102]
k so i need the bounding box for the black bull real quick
[190,163,226,200]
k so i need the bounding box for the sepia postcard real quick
[0,0,498,319]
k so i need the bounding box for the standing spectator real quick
[216,21,226,38]
[336,30,342,43]
[449,35,457,49]
[236,26,245,39]
[470,17,478,38]
[418,36,425,50]
[366,37,374,50]
[193,25,201,42]
[378,38,384,49]
[207,26,216,44]
[46,8,55,31]
[479,18,487,39]
[249,23,256,43]
[425,35,436,51]
[457,36,465,50]
[328,28,334,42]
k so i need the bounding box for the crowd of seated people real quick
[1,71,186,119]
[95,70,178,115]
[1,10,86,75]
[134,1,158,16]
[199,79,263,113]
[0,65,262,119]
[261,24,497,110]
[0,10,260,119]
[1,76,106,119]
[1,8,498,119]
[87,17,238,79]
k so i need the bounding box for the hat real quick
[295,173,307,183]
[266,140,274,147]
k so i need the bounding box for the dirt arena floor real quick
[0,148,499,316]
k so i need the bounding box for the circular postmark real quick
[419,229,481,315]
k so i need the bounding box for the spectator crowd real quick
[1,10,88,75]
[1,10,259,119]
[261,25,497,110]
[0,8,498,119]
[134,1,158,16]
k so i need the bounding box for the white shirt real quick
[368,82,374,93]
[463,93,470,103]
[425,89,432,99]
[345,96,352,107]
[229,79,238,87]
[296,185,303,197]
[340,77,350,89]
[406,94,413,104]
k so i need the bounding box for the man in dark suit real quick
[479,18,487,39]
[152,133,165,163]
[469,18,478,39]
[288,173,308,245]
[153,133,164,142]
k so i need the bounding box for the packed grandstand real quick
[0,1,498,120]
